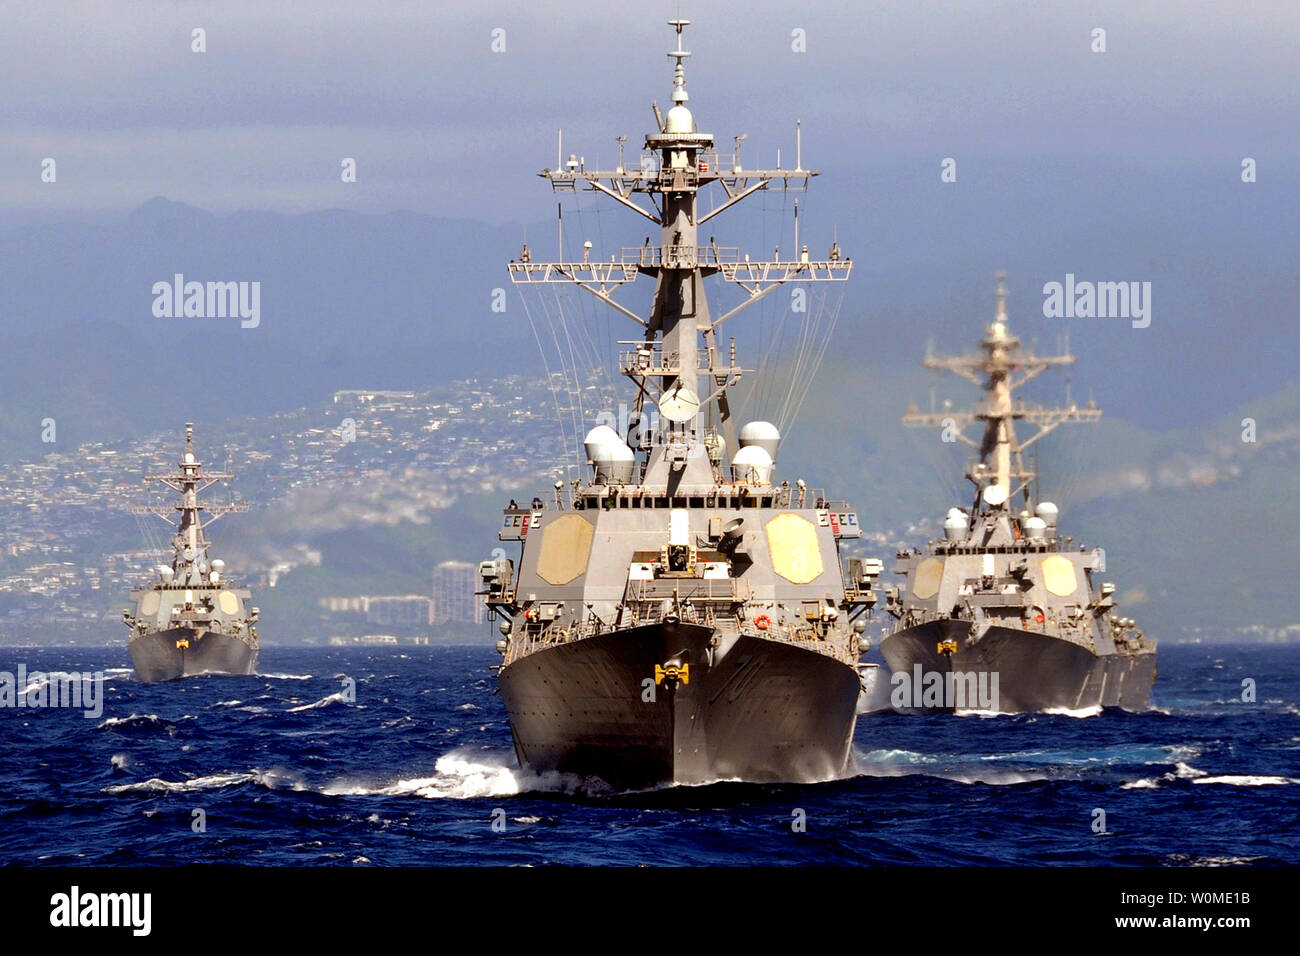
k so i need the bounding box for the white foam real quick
[97,713,168,729]
[105,771,258,794]
[1042,704,1104,718]
[322,750,589,799]
[17,670,91,698]
[104,767,305,794]
[1193,775,1298,786]
[261,672,312,680]
[287,691,350,713]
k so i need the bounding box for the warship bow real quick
[880,275,1156,713]
[481,20,877,790]
[122,423,260,682]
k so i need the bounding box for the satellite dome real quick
[1035,501,1059,527]
[211,559,225,572]
[158,566,175,583]
[738,421,780,460]
[586,425,634,484]
[943,513,967,541]
[1024,516,1047,540]
[184,453,196,464]
[982,484,1009,508]
[730,445,773,485]
[583,425,621,462]
[664,104,694,134]
[601,440,635,484]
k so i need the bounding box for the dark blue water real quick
[1,644,1296,865]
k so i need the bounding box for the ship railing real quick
[504,592,856,667]
[618,347,742,378]
[619,245,741,270]
[884,602,1097,647]
[623,577,752,606]
[502,616,605,666]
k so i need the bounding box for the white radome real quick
[738,420,781,461]
[664,104,693,133]
[730,445,773,485]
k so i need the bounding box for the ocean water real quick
[0,643,1296,866]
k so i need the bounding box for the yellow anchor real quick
[653,662,689,686]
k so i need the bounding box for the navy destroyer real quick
[122,423,260,682]
[880,274,1156,713]
[481,20,878,790]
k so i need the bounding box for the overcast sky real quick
[2,0,1296,222]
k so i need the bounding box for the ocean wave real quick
[103,767,305,794]
[96,713,181,736]
[855,742,1203,787]
[286,691,351,713]
[1165,854,1269,866]
[1122,761,1208,789]
[105,771,259,794]
[261,673,312,680]
[321,750,589,799]
[851,748,1048,785]
[1192,775,1298,786]
[16,671,95,698]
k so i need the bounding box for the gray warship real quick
[122,423,260,682]
[879,274,1156,713]
[480,20,879,790]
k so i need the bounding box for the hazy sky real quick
[2,0,1297,222]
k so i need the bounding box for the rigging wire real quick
[518,288,579,483]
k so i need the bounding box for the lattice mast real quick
[903,273,1100,512]
[508,19,850,475]
[128,422,248,572]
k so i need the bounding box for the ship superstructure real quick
[879,275,1156,712]
[481,20,879,789]
[122,423,259,682]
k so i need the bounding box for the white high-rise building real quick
[433,561,482,625]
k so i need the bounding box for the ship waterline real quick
[881,620,1156,713]
[499,622,860,790]
[128,627,258,683]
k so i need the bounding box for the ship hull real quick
[856,663,894,714]
[129,629,258,683]
[499,621,860,791]
[880,619,1155,713]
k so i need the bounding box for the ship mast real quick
[508,19,850,491]
[903,273,1100,512]
[129,422,248,583]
